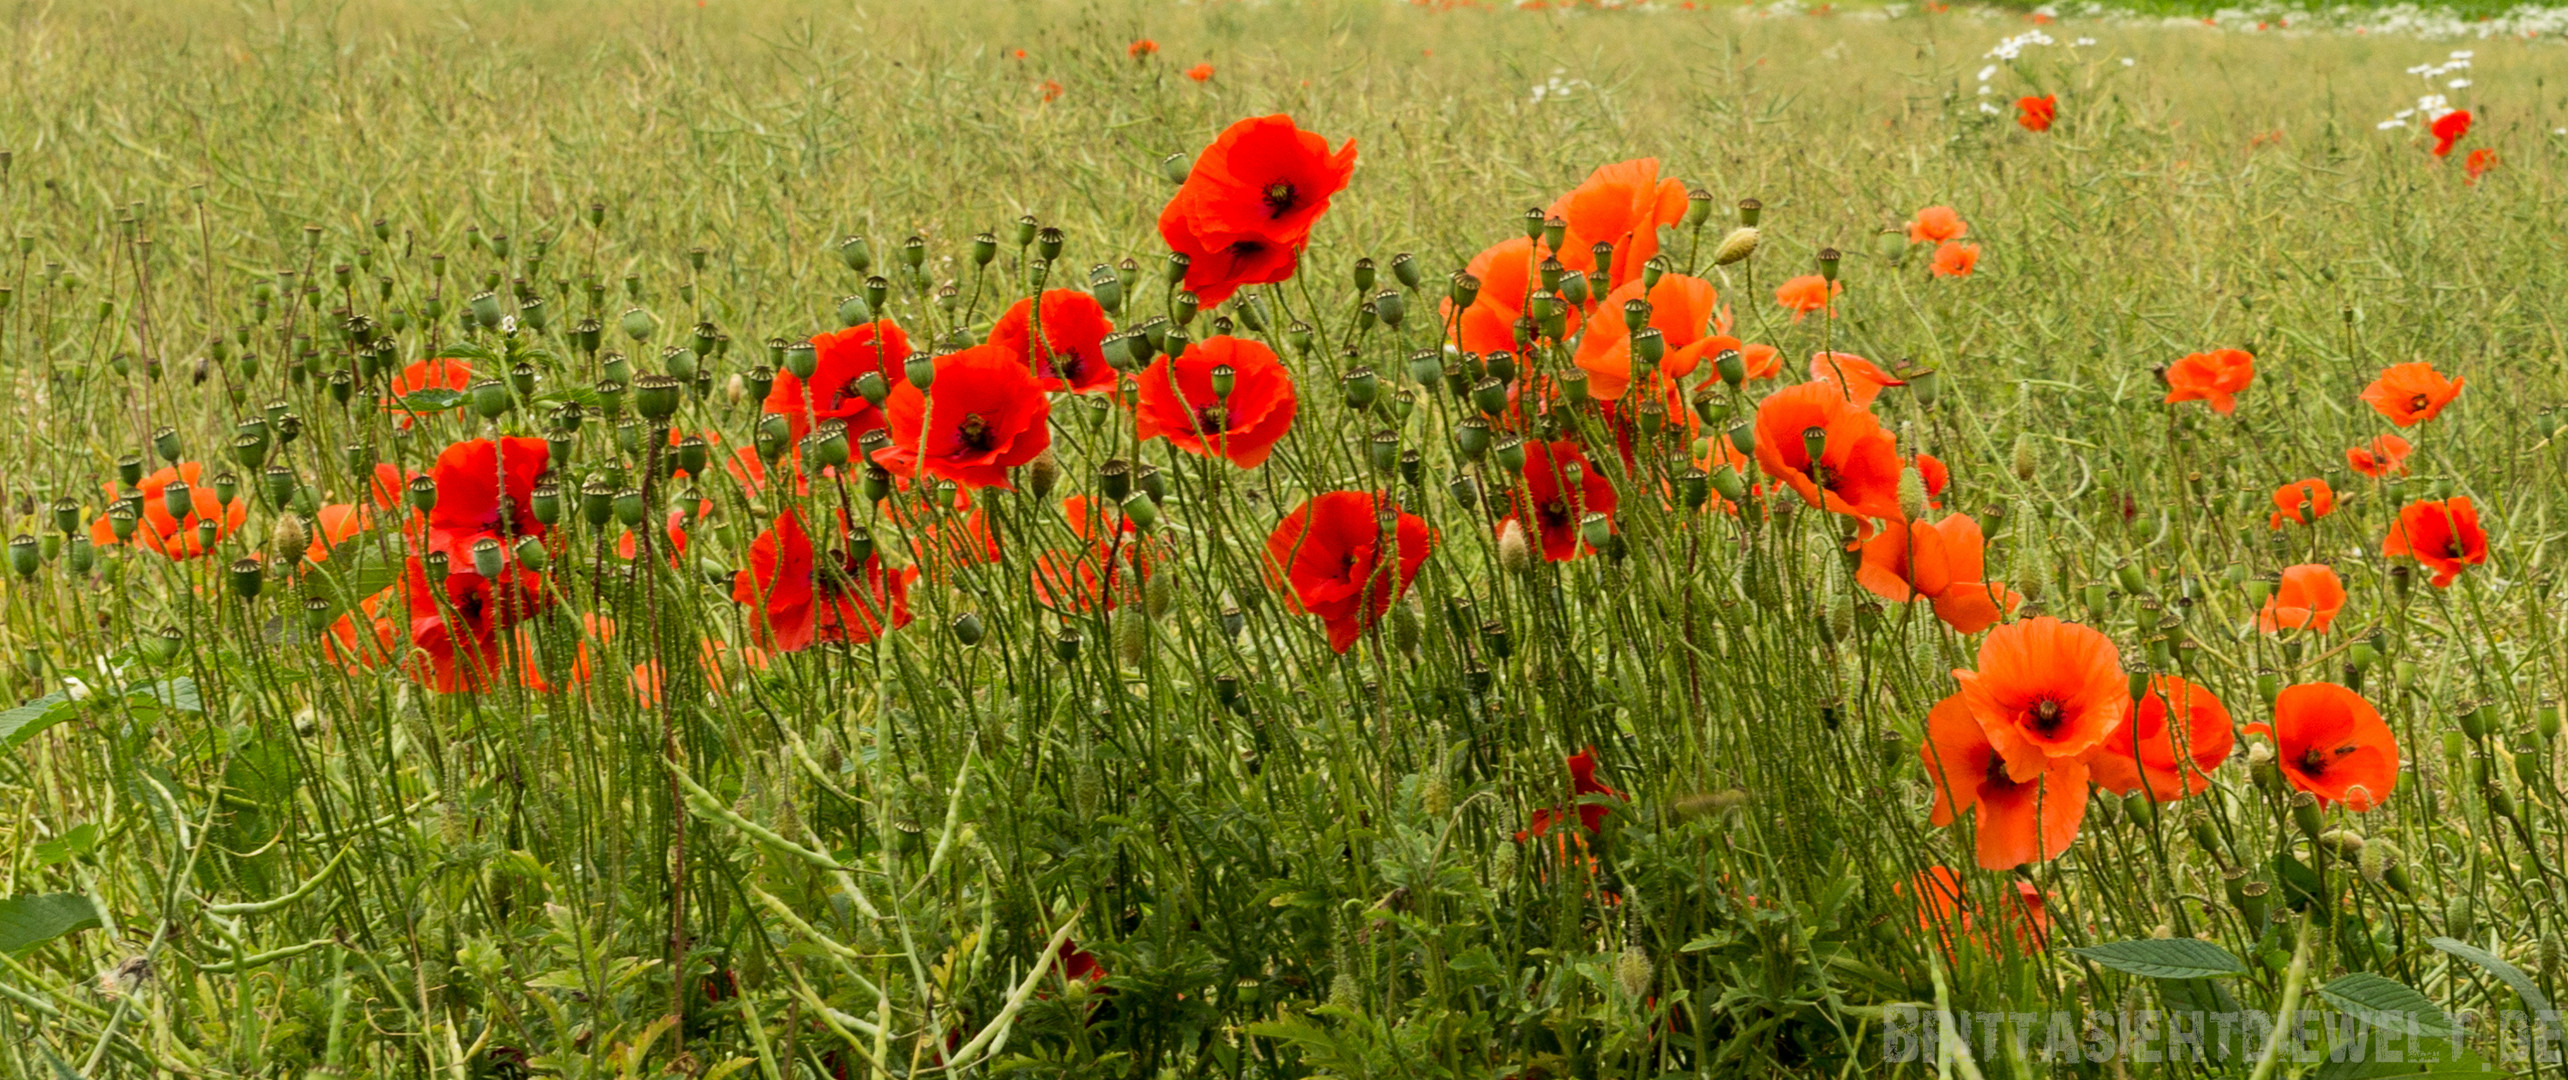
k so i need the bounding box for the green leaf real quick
[397,388,466,411]
[2311,1049,2491,1079]
[137,677,202,714]
[2069,938,2247,980]
[2427,937,2554,1015]
[32,824,100,867]
[0,893,104,952]
[2317,973,2456,1038]
[2275,850,2332,924]
[0,692,75,753]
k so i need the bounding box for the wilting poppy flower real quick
[1264,491,1433,653]
[766,320,910,442]
[2162,348,2256,414]
[2429,109,2471,156]
[874,344,1052,489]
[421,437,550,566]
[403,557,551,694]
[2086,676,2234,801]
[1809,352,1906,407]
[991,291,1116,393]
[1573,274,1721,400]
[1906,206,1968,245]
[2360,362,2464,427]
[2382,496,2487,587]
[1446,237,1582,356]
[1157,114,1358,305]
[2016,95,2057,132]
[1922,694,2090,870]
[387,358,474,425]
[2463,147,2496,183]
[1504,439,1618,562]
[2345,434,2412,478]
[1547,158,1689,289]
[1133,335,1297,467]
[2247,683,2398,810]
[1929,241,1980,278]
[1752,381,1903,526]
[2267,478,2334,529]
[731,511,916,653]
[89,462,249,561]
[1773,275,1842,322]
[2256,564,2347,633]
[1856,513,2021,634]
[1519,746,1625,841]
[1127,38,1158,58]
[1186,63,1215,82]
[1952,616,2126,779]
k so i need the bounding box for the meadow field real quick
[0,0,2565,1076]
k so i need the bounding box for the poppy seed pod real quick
[837,233,872,272]
[1559,270,1590,308]
[1371,290,1404,329]
[611,488,646,528]
[1159,152,1191,185]
[836,294,872,328]
[1137,463,1167,503]
[1541,215,1567,253]
[1800,425,1828,465]
[1642,255,1669,289]
[615,418,647,454]
[65,534,92,573]
[1708,466,1746,504]
[1162,251,1191,285]
[1455,417,1493,461]
[107,501,140,541]
[1368,430,1401,473]
[1494,435,1526,473]
[743,365,774,404]
[117,454,145,488]
[1036,226,1065,261]
[1342,367,1379,411]
[1711,227,1760,267]
[1172,290,1201,326]
[513,535,549,572]
[470,536,506,579]
[6,534,36,579]
[155,479,193,522]
[261,466,296,507]
[469,290,503,329]
[1351,257,1377,294]
[225,557,262,599]
[1579,512,1612,550]
[1471,378,1508,417]
[1053,628,1082,663]
[1727,422,1754,457]
[1120,490,1160,532]
[1089,263,1123,313]
[676,436,710,478]
[1816,248,1842,283]
[1286,320,1315,356]
[950,610,987,647]
[48,498,79,536]
[633,375,683,420]
[579,479,616,526]
[470,379,512,419]
[1520,206,1545,240]
[1678,469,1710,510]
[153,426,183,464]
[601,352,635,386]
[971,232,998,267]
[531,481,563,526]
[1631,328,1666,370]
[620,307,657,342]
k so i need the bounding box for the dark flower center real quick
[1195,404,1230,436]
[1262,181,1298,217]
[2408,392,2430,413]
[956,413,993,452]
[1227,238,1269,260]
[1540,497,1572,527]
[2030,699,2065,735]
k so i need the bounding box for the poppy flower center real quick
[956,413,994,452]
[1262,181,1298,217]
[2030,699,2065,735]
[2408,392,2430,413]
[1195,404,1231,435]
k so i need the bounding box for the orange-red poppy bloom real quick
[402,556,551,694]
[1264,491,1433,653]
[1808,352,1905,408]
[324,587,398,672]
[1032,495,1158,612]
[765,320,910,442]
[2360,362,2464,427]
[990,290,1116,394]
[1751,381,1903,526]
[1855,513,2021,634]
[2246,683,2398,810]
[874,344,1053,489]
[1773,275,1842,322]
[2345,434,2412,478]
[1697,335,1781,381]
[1504,439,1618,562]
[2463,147,2496,183]
[2429,109,2471,156]
[1922,693,2091,870]
[88,462,249,561]
[2162,348,2255,415]
[2382,496,2487,587]
[419,437,550,567]
[731,510,915,653]
[1133,335,1298,468]
[1913,452,1949,510]
[2257,564,2347,633]
[1445,236,1580,357]
[386,358,474,425]
[1127,38,1158,58]
[1952,616,2127,780]
[2016,95,2057,132]
[1186,63,1214,82]
[1906,206,1969,245]
[1518,746,1625,841]
[1546,158,1688,289]
[1572,274,1721,400]
[304,502,376,563]
[1929,241,1980,278]
[2267,478,2335,529]
[1905,866,2049,956]
[1157,115,1357,305]
[2085,675,2234,801]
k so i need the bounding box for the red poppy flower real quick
[2016,95,2057,132]
[2429,109,2471,156]
[1186,63,1215,82]
[1032,496,1156,611]
[1855,513,2021,634]
[1127,38,1158,58]
[1952,616,2126,780]
[1445,236,1582,356]
[2360,362,2464,427]
[873,344,1053,490]
[990,290,1116,393]
[1773,275,1841,322]
[1546,159,1688,290]
[325,587,398,672]
[420,437,550,566]
[2345,434,2412,478]
[1519,746,1626,841]
[1503,439,1618,562]
[2257,564,2347,633]
[766,320,910,442]
[1264,491,1433,653]
[1929,241,1980,278]
[402,556,551,694]
[1573,274,1721,400]
[1914,452,1949,509]
[1695,335,1781,381]
[1157,115,1357,305]
[1133,335,1297,468]
[2267,478,2334,529]
[891,489,1002,579]
[1906,206,1969,245]
[1905,867,2048,956]
[2246,683,2398,810]
[1751,381,1903,526]
[2161,348,2256,414]
[1922,693,2090,870]
[2463,147,2496,183]
[731,511,916,653]
[615,507,695,566]
[1808,352,1905,407]
[2382,496,2487,587]
[2085,675,2234,801]
[386,358,474,426]
[88,462,249,561]
[305,502,375,563]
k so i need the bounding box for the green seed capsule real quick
[227,558,263,599]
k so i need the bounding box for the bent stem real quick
[2246,911,2314,1080]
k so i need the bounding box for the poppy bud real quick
[513,535,549,572]
[1342,367,1379,411]
[1159,152,1191,185]
[1710,227,1760,267]
[1708,467,1746,505]
[620,307,657,342]
[1800,425,1828,465]
[224,557,262,599]
[1684,188,1714,227]
[470,536,507,579]
[5,534,35,579]
[1521,207,1545,239]
[1726,422,1754,457]
[1471,378,1507,417]
[837,234,872,272]
[1497,519,1532,574]
[1896,468,1929,522]
[1371,289,1404,329]
[1541,215,1566,253]
[1494,435,1526,472]
[153,426,183,464]
[1368,430,1400,473]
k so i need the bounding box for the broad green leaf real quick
[397,388,466,411]
[2069,937,2247,980]
[0,692,75,753]
[2312,1049,2491,1079]
[32,824,101,867]
[2318,973,2456,1038]
[139,677,202,713]
[2427,937,2554,1015]
[0,893,104,952]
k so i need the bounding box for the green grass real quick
[0,1,2565,1078]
